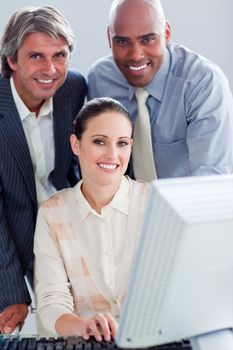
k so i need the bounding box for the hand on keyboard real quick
[82,312,118,342]
[0,303,28,334]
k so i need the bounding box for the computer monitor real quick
[116,175,233,350]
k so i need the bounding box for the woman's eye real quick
[118,141,129,147]
[93,139,105,145]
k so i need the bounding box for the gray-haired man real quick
[0,5,86,333]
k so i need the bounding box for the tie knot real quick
[135,88,149,104]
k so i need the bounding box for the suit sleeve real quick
[0,181,31,310]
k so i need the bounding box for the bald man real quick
[88,0,233,179]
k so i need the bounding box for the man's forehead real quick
[20,32,69,48]
[109,0,165,38]
[110,0,158,26]
[110,0,157,17]
[111,7,160,34]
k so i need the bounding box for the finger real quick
[82,333,90,341]
[87,319,102,342]
[82,328,90,341]
[0,314,5,333]
[0,309,14,323]
[104,313,119,339]
[4,324,20,335]
[95,314,111,341]
[0,310,14,332]
[0,316,5,333]
[3,322,18,334]
[5,312,25,332]
[3,325,13,334]
[0,320,6,334]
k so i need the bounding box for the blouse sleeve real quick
[34,205,74,335]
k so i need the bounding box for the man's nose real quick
[42,59,56,75]
[130,43,145,62]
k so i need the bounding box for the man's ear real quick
[7,56,17,72]
[70,134,80,156]
[165,20,171,43]
[107,26,112,49]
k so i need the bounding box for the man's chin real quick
[37,89,57,99]
[125,76,151,88]
[120,69,152,87]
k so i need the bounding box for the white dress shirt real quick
[10,78,57,205]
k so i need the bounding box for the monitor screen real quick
[116,175,233,349]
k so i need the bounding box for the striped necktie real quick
[132,88,157,182]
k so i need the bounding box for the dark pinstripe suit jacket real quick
[0,71,87,310]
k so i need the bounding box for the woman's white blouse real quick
[34,176,150,334]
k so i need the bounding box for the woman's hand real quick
[55,312,118,341]
[82,312,118,342]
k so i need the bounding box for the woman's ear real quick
[70,134,80,156]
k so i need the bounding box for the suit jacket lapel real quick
[52,93,73,189]
[0,78,37,205]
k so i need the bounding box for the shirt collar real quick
[76,176,130,220]
[128,46,170,102]
[10,77,53,121]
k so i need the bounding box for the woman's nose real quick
[105,144,118,159]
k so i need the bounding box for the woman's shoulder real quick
[40,185,78,210]
[124,176,151,194]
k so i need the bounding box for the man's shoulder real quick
[87,54,129,99]
[168,42,209,64]
[64,69,87,89]
[55,69,87,98]
[88,54,117,73]
[0,76,14,108]
[0,75,10,89]
[168,42,224,79]
[88,54,118,76]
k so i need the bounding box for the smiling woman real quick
[70,98,133,207]
[34,97,151,340]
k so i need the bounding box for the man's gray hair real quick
[0,5,75,78]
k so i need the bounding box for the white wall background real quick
[1,1,232,91]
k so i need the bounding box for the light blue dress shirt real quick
[87,43,233,178]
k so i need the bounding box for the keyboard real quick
[0,336,192,350]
